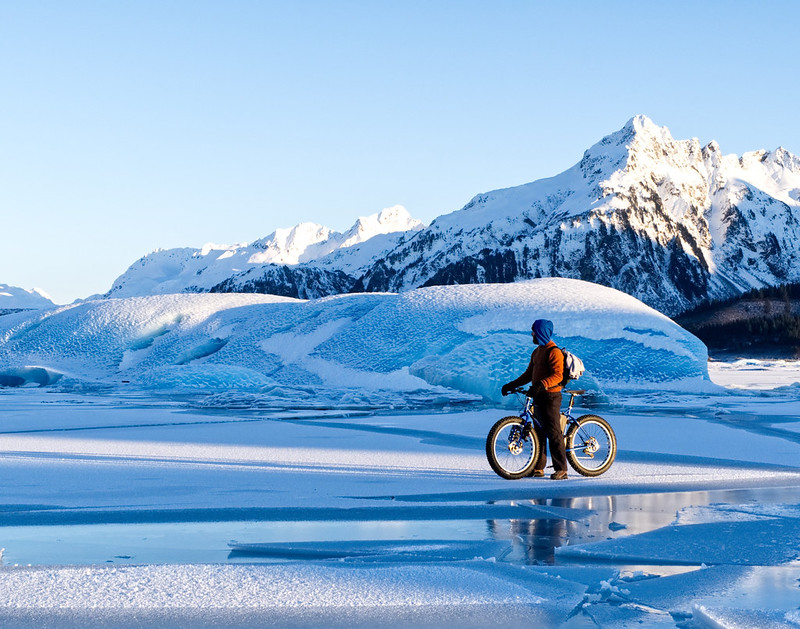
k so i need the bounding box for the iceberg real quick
[0,279,710,402]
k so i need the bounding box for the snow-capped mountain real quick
[0,284,55,310]
[106,117,800,315]
[355,115,800,314]
[106,206,423,299]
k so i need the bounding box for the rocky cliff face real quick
[209,265,356,300]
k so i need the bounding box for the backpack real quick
[550,346,585,386]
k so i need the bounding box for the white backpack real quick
[551,346,585,385]
[563,349,585,383]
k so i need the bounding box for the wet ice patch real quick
[676,503,800,525]
[557,506,800,566]
[227,539,512,562]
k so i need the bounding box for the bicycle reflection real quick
[487,496,614,564]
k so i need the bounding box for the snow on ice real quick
[0,383,799,627]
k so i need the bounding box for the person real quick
[501,319,568,480]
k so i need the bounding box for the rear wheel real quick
[565,414,616,477]
[486,416,540,480]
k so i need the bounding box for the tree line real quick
[676,282,800,356]
[679,282,799,317]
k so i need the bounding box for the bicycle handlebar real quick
[507,387,584,397]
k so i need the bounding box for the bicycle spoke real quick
[491,422,535,475]
[568,417,615,474]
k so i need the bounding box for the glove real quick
[501,383,513,396]
[527,382,545,398]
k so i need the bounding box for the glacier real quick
[0,278,710,402]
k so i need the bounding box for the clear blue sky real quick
[2,0,798,304]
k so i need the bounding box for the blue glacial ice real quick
[0,279,711,403]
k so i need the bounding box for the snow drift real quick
[0,279,710,401]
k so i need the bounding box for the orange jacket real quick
[507,341,564,392]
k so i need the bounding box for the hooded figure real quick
[532,319,553,345]
[500,319,568,479]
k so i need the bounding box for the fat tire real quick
[486,416,541,480]
[565,414,616,477]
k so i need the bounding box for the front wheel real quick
[486,416,541,480]
[565,414,616,477]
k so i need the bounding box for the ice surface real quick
[709,358,800,390]
[0,279,710,401]
[0,379,799,627]
[693,606,800,629]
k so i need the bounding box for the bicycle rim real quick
[566,415,616,476]
[488,419,537,478]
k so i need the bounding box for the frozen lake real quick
[0,360,799,627]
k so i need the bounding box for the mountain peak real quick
[104,205,425,298]
[357,205,422,232]
[338,205,423,251]
[620,114,679,147]
[625,113,658,133]
[0,284,56,309]
[581,115,679,177]
[376,204,417,226]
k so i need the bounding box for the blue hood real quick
[532,319,554,345]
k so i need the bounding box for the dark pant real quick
[534,391,567,473]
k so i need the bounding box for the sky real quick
[2,0,799,304]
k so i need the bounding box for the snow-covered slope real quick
[356,116,800,314]
[106,206,423,299]
[0,284,55,310]
[0,279,710,399]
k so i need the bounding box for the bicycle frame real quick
[488,388,615,479]
[513,389,582,452]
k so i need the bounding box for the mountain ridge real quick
[106,205,422,299]
[102,116,800,315]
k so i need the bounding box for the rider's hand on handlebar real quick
[501,383,513,396]
[526,383,545,398]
